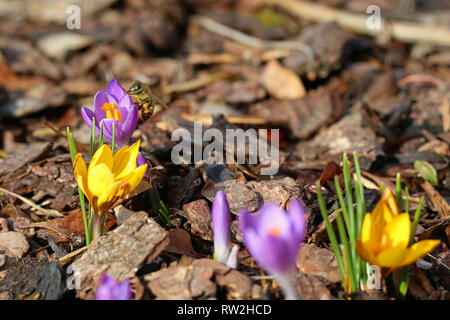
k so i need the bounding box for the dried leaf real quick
[415,160,438,186]
[261,60,305,100]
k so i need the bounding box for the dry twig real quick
[255,0,450,46]
[191,15,314,63]
[0,187,63,217]
[181,113,266,126]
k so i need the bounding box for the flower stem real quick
[67,127,90,246]
[92,213,103,241]
[275,273,298,300]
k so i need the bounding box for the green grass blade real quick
[67,127,90,245]
[396,173,403,211]
[90,117,96,158]
[67,127,78,161]
[316,182,346,284]
[99,121,104,146]
[334,175,357,285]
[353,152,366,214]
[342,154,356,244]
[410,196,424,246]
[336,208,357,292]
[398,191,423,298]
[334,176,351,237]
[405,187,410,215]
[354,178,364,238]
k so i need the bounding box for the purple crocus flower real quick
[239,199,306,300]
[81,78,138,149]
[95,273,132,300]
[212,190,238,268]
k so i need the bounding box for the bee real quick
[127,80,167,121]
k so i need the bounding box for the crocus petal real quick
[119,104,138,142]
[251,233,296,274]
[226,244,239,269]
[287,199,306,242]
[371,189,397,233]
[242,227,263,264]
[96,274,116,300]
[112,140,141,179]
[81,107,99,131]
[359,212,380,256]
[258,203,291,241]
[382,213,410,250]
[106,78,126,101]
[356,238,378,266]
[238,209,256,233]
[401,240,440,267]
[73,153,91,202]
[96,180,129,215]
[93,91,114,120]
[99,118,113,142]
[96,274,132,300]
[212,190,231,264]
[87,163,114,209]
[117,94,134,116]
[383,188,400,217]
[102,119,123,145]
[117,164,148,194]
[88,144,113,171]
[136,152,149,178]
[118,280,133,300]
[376,247,410,268]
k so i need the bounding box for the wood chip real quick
[70,211,169,299]
[261,60,305,100]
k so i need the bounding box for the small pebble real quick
[0,232,30,259]
[416,258,433,270]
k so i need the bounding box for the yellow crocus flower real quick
[356,188,439,273]
[73,140,147,216]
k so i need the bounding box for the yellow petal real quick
[87,163,114,202]
[376,240,440,269]
[73,153,91,202]
[382,213,410,250]
[96,180,129,215]
[112,140,140,180]
[88,144,113,175]
[402,240,441,267]
[382,188,400,217]
[119,164,147,194]
[356,238,378,266]
[360,212,381,255]
[372,189,397,221]
[376,247,409,268]
[370,189,398,243]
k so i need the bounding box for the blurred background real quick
[0,0,449,172]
